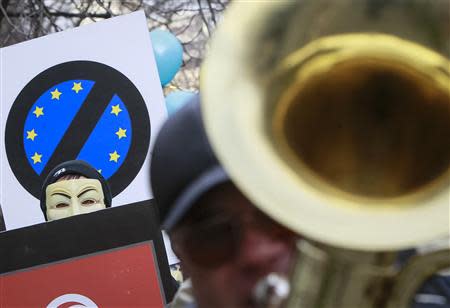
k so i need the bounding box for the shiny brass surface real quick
[201,1,450,307]
[272,34,450,199]
[201,0,449,251]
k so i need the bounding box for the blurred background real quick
[0,0,230,90]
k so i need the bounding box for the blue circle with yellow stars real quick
[23,79,132,179]
[6,61,150,199]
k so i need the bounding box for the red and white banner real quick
[0,243,165,307]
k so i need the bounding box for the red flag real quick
[1,243,165,307]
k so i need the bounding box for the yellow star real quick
[111,104,122,116]
[51,88,62,100]
[33,106,44,118]
[26,129,38,141]
[109,151,120,163]
[115,128,127,139]
[31,152,42,164]
[72,82,83,94]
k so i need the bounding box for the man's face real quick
[171,183,297,308]
[45,178,106,221]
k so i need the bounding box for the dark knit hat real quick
[40,160,112,220]
[150,94,229,230]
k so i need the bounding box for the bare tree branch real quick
[0,0,230,90]
[0,1,28,36]
[0,0,10,25]
[94,0,113,18]
[206,0,216,25]
[196,0,210,36]
[36,0,63,32]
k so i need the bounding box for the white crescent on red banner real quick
[47,293,98,308]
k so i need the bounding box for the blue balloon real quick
[150,29,183,86]
[165,91,197,116]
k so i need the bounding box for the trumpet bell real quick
[201,1,450,251]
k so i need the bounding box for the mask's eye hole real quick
[55,203,69,208]
[82,199,97,206]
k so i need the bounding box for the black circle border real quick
[5,60,151,199]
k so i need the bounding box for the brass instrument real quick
[201,1,450,307]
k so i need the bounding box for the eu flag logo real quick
[23,80,132,179]
[6,61,150,199]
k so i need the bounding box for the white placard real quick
[0,11,167,230]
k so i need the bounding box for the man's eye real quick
[55,203,69,208]
[82,199,97,206]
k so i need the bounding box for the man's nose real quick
[235,226,292,270]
